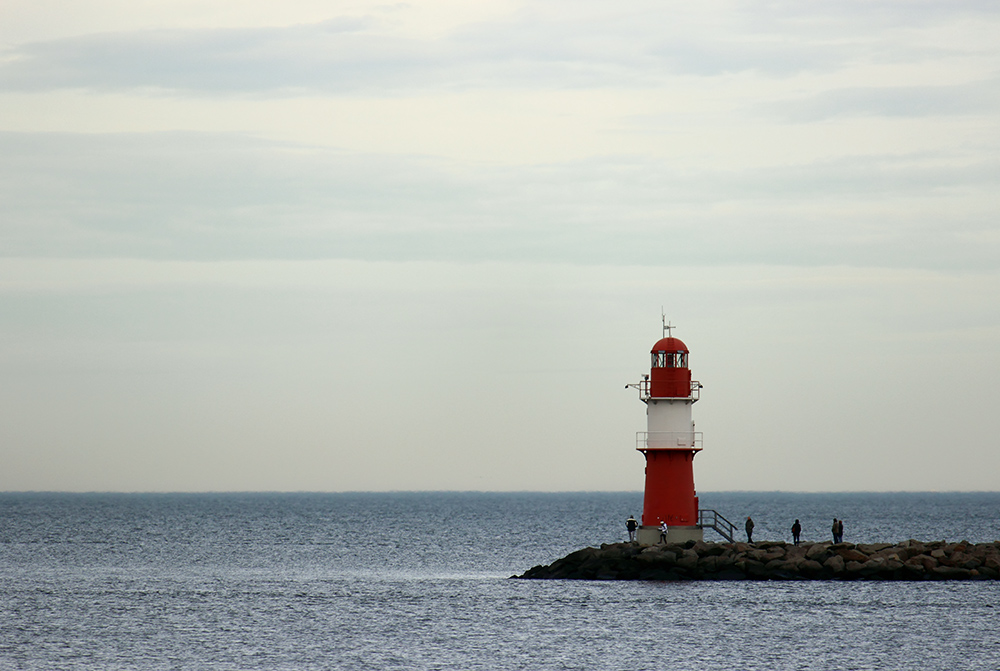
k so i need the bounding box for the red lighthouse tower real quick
[628,320,704,545]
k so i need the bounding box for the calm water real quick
[2,491,999,670]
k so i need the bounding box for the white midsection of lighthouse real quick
[644,399,696,449]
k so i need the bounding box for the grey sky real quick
[1,0,998,492]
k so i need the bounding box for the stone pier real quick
[513,539,1000,581]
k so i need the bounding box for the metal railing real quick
[631,379,702,402]
[636,431,703,450]
[698,509,737,543]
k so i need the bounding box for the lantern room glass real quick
[651,351,688,368]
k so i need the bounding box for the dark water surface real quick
[2,491,999,669]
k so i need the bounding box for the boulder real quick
[871,547,903,561]
[970,545,995,561]
[806,543,831,560]
[766,560,801,579]
[638,548,677,567]
[804,545,833,564]
[844,560,866,576]
[694,541,726,557]
[978,565,999,579]
[900,562,926,579]
[785,545,808,559]
[932,566,972,580]
[836,548,869,563]
[858,557,886,577]
[882,558,905,574]
[799,559,825,577]
[739,559,769,579]
[676,552,699,570]
[761,548,787,562]
[949,551,970,564]
[698,555,721,573]
[714,555,737,572]
[764,558,792,571]
[823,555,845,574]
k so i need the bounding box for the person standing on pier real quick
[626,515,638,542]
[832,518,841,543]
[791,519,802,545]
[745,516,755,544]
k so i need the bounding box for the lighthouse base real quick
[637,525,703,546]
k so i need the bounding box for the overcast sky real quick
[2,0,998,492]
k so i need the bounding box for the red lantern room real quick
[648,337,692,399]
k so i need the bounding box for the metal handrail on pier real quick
[698,509,737,543]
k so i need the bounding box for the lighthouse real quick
[628,320,704,545]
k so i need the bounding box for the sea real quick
[2,491,999,670]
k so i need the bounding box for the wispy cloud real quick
[763,79,1000,121]
[2,130,996,270]
[3,1,997,94]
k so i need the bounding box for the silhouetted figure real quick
[745,516,755,544]
[832,518,841,543]
[626,515,638,542]
[791,519,802,545]
[837,518,844,543]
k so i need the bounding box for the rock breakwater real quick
[514,539,1000,581]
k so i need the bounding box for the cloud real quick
[764,79,1000,121]
[2,1,998,94]
[2,130,997,270]
[0,18,438,94]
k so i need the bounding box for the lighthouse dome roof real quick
[650,337,688,353]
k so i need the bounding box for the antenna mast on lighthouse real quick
[662,313,674,338]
